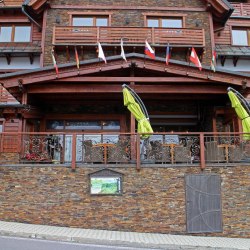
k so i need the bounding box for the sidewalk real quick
[0,221,249,250]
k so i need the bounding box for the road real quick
[0,236,164,250]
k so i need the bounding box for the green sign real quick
[90,177,121,195]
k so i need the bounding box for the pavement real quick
[0,221,249,250]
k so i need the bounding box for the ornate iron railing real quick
[0,132,250,169]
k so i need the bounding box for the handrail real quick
[52,26,205,47]
[1,132,249,170]
[231,3,250,17]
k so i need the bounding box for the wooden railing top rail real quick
[53,26,205,47]
[231,3,250,17]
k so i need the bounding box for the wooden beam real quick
[27,84,227,94]
[55,77,211,83]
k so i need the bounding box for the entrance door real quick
[185,174,222,233]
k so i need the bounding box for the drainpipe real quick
[22,5,42,31]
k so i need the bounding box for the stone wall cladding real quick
[0,165,249,238]
[45,0,211,66]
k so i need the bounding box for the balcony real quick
[52,26,205,48]
[231,3,250,17]
[1,132,250,170]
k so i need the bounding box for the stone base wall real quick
[0,165,249,238]
[0,153,20,164]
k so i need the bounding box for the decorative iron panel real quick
[185,174,222,233]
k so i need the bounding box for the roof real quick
[0,53,249,89]
[216,45,250,57]
[204,0,234,24]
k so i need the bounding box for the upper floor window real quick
[72,16,108,26]
[0,25,31,42]
[147,17,182,28]
[232,29,249,46]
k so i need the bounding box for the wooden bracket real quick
[186,48,191,62]
[220,55,226,66]
[5,53,11,65]
[80,46,84,60]
[233,56,239,67]
[29,53,34,64]
[66,46,70,62]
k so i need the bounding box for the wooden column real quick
[199,133,205,170]
[130,66,136,161]
[71,133,76,171]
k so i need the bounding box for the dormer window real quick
[232,29,249,46]
[0,25,31,42]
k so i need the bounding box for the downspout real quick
[22,5,42,31]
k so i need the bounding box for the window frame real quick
[68,12,112,26]
[89,169,123,196]
[143,13,186,28]
[0,24,32,43]
[231,28,250,46]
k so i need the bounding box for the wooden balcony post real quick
[136,133,141,171]
[52,26,55,45]
[199,133,205,170]
[151,27,155,44]
[97,27,100,42]
[202,29,205,47]
[240,3,244,16]
[71,134,76,172]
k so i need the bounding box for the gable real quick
[1,53,249,88]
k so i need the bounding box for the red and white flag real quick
[75,46,80,69]
[190,47,202,71]
[145,40,155,59]
[98,42,107,63]
[51,49,59,76]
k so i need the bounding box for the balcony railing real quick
[52,26,205,47]
[231,3,250,17]
[1,132,250,170]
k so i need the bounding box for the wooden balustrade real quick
[53,26,205,47]
[231,3,250,17]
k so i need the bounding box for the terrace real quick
[1,132,250,170]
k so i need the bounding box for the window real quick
[0,25,31,42]
[147,17,182,28]
[72,16,108,26]
[232,29,249,46]
[46,120,120,131]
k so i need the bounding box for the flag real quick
[211,50,216,72]
[51,49,59,76]
[166,43,170,65]
[145,40,155,59]
[75,46,80,69]
[97,42,107,63]
[190,47,202,71]
[120,38,127,62]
